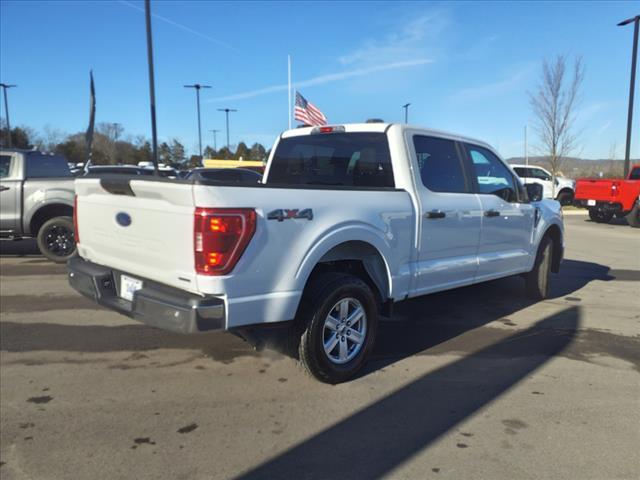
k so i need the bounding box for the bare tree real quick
[529,55,584,194]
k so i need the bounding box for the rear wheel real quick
[626,204,640,228]
[525,236,553,300]
[36,216,77,263]
[296,272,378,384]
[588,209,614,224]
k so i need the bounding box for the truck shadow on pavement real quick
[234,307,580,480]
[0,259,616,361]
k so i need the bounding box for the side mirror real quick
[526,183,544,202]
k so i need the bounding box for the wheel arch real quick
[543,224,563,273]
[29,203,74,236]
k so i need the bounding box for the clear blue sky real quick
[1,0,638,159]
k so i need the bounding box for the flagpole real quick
[287,54,292,130]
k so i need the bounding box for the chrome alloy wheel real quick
[322,297,367,364]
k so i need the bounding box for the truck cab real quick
[0,149,77,261]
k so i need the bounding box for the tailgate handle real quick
[484,209,500,217]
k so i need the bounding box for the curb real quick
[562,209,588,216]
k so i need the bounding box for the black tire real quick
[588,209,614,224]
[626,204,640,228]
[556,190,574,206]
[297,272,378,384]
[525,236,553,300]
[36,216,77,263]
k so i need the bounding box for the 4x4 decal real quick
[267,208,314,222]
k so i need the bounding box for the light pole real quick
[184,83,211,158]
[618,15,639,177]
[0,83,17,148]
[402,103,411,124]
[209,129,220,152]
[112,122,121,163]
[144,0,159,176]
[217,108,237,154]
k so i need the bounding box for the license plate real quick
[587,199,596,206]
[120,274,143,301]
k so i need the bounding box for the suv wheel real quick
[525,236,553,300]
[297,272,378,384]
[36,216,77,263]
[588,209,614,223]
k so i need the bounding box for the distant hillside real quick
[505,156,638,178]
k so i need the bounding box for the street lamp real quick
[402,103,411,124]
[144,0,159,176]
[217,108,237,154]
[209,129,220,152]
[618,15,639,177]
[0,83,17,148]
[184,83,212,158]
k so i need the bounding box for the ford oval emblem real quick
[116,212,132,227]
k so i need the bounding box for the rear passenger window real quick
[466,144,518,202]
[268,132,394,188]
[413,135,469,193]
[25,154,71,178]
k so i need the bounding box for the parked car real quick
[511,164,575,205]
[185,167,262,183]
[574,164,640,227]
[68,123,564,383]
[0,149,76,262]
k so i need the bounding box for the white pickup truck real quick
[69,123,564,383]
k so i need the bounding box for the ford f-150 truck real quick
[574,164,640,227]
[1,149,77,262]
[68,123,564,383]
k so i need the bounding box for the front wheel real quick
[297,272,378,384]
[525,236,553,300]
[36,216,77,263]
[588,209,614,224]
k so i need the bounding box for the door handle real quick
[0,186,9,192]
[484,209,500,217]
[425,210,446,219]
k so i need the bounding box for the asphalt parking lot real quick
[0,215,639,480]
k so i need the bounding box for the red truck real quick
[574,164,640,227]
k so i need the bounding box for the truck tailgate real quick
[574,179,614,200]
[74,177,199,293]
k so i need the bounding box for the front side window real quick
[268,132,394,188]
[0,155,12,178]
[413,135,469,193]
[530,167,551,181]
[466,144,518,202]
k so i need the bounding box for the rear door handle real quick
[0,186,9,192]
[484,209,500,217]
[425,210,446,219]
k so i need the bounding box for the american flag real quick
[294,91,327,126]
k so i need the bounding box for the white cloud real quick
[453,66,535,101]
[118,0,235,51]
[207,59,432,102]
[338,12,447,67]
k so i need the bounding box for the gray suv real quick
[0,149,76,262]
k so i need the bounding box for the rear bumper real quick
[67,257,225,333]
[574,199,624,213]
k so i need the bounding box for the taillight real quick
[611,182,620,197]
[194,208,256,275]
[73,195,80,244]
